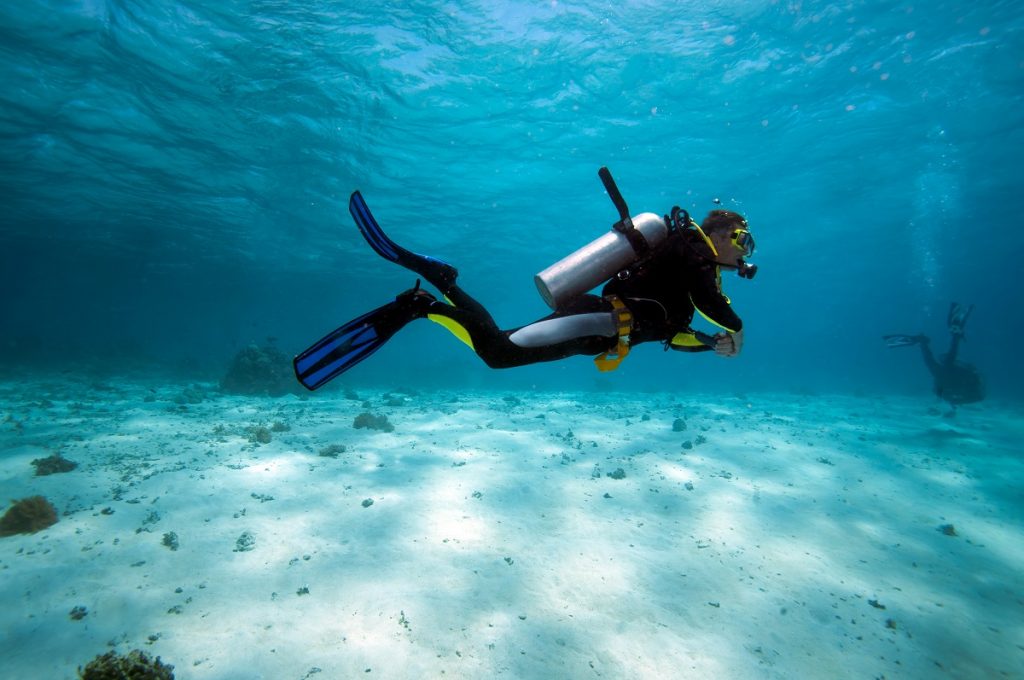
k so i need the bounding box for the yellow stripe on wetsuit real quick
[426,313,475,350]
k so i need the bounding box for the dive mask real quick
[730,229,755,257]
[731,227,757,279]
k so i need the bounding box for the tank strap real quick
[593,295,633,372]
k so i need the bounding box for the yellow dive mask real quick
[730,228,756,257]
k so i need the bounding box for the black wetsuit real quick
[919,334,984,406]
[603,228,743,346]
[424,228,743,368]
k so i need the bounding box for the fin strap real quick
[594,296,633,372]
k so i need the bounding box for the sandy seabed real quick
[1,377,1022,680]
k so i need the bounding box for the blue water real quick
[2,1,1022,396]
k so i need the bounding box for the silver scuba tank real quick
[534,211,668,310]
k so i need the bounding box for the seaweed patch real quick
[0,496,59,537]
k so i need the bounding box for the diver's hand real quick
[714,330,743,357]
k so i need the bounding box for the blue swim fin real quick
[294,284,438,390]
[349,191,458,291]
[293,304,395,390]
[947,302,973,337]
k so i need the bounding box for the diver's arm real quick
[687,262,744,355]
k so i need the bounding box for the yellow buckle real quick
[594,296,633,372]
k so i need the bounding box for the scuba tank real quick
[534,167,670,310]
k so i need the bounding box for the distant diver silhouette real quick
[883,302,984,415]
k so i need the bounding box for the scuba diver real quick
[883,303,985,415]
[294,168,758,390]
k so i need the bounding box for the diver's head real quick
[702,210,757,278]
